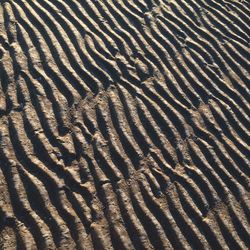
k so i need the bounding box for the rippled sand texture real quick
[0,0,249,249]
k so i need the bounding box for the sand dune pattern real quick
[0,0,249,249]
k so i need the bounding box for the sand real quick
[0,0,249,249]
